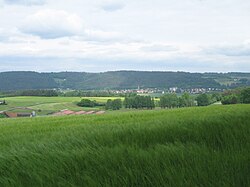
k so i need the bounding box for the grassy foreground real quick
[0,105,249,187]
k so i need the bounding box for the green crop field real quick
[0,104,249,187]
[0,96,122,115]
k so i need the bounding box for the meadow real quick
[0,104,249,186]
[0,96,121,115]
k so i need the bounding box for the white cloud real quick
[4,0,45,5]
[18,9,124,41]
[204,43,250,57]
[84,29,123,42]
[1,0,250,72]
[100,1,124,12]
[0,28,31,43]
[0,28,9,42]
[141,44,179,52]
[20,9,84,39]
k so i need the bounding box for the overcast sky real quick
[0,0,250,72]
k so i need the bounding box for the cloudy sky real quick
[0,0,250,72]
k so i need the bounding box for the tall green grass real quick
[0,105,249,187]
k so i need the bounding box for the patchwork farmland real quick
[0,96,121,116]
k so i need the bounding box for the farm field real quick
[0,104,249,186]
[0,96,122,115]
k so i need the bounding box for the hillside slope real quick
[0,71,57,91]
[51,71,221,90]
[0,105,249,186]
[1,71,250,91]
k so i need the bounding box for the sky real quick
[0,0,250,72]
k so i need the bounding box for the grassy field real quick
[0,96,121,115]
[0,104,249,186]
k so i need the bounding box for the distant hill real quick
[0,71,250,91]
[0,71,57,91]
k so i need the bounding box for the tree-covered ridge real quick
[0,71,250,91]
[0,71,57,91]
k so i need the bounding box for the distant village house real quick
[2,111,36,118]
[0,100,6,105]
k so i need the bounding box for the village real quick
[109,86,223,95]
[0,86,224,119]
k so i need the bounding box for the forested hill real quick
[0,71,250,91]
[0,71,57,91]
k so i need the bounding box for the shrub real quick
[77,99,102,107]
[106,99,122,110]
[241,87,250,104]
[221,94,239,105]
[196,93,211,106]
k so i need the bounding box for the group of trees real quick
[61,90,131,97]
[1,89,134,98]
[124,95,155,109]
[105,99,123,110]
[77,99,105,107]
[159,92,222,108]
[196,93,221,106]
[75,87,250,111]
[221,87,250,105]
[81,96,155,110]
[159,93,195,108]
[104,96,155,110]
[18,90,59,97]
[0,90,58,97]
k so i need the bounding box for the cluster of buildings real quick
[110,87,223,95]
[170,87,224,94]
[110,87,160,94]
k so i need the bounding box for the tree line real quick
[78,92,223,111]
[0,90,59,97]
[159,93,195,108]
[159,92,222,108]
[61,90,135,97]
[78,95,155,111]
[124,95,155,109]
[221,87,250,104]
[0,90,136,98]
[77,99,105,107]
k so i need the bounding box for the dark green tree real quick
[106,99,122,110]
[112,99,122,110]
[221,94,239,105]
[160,94,178,108]
[196,94,211,106]
[241,87,250,104]
[124,95,155,109]
[77,99,96,107]
[105,99,113,110]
